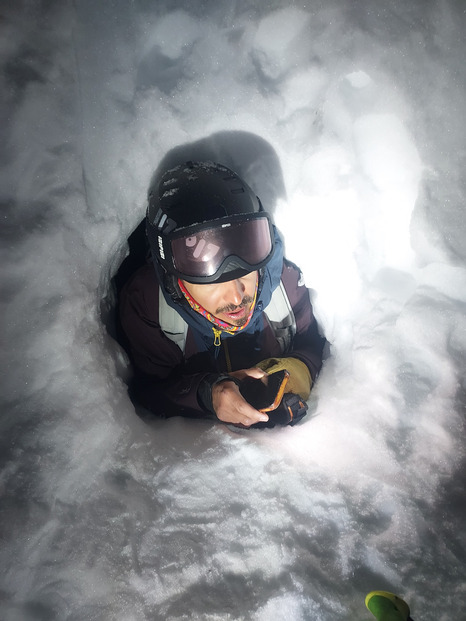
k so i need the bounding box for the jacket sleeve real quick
[280,259,327,382]
[118,265,215,419]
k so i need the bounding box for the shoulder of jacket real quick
[119,264,161,326]
[122,263,158,293]
[281,258,306,288]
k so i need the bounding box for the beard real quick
[215,295,254,327]
[228,312,250,327]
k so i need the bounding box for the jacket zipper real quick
[212,327,222,347]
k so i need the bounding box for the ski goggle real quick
[167,214,274,283]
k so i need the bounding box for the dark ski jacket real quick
[119,232,325,419]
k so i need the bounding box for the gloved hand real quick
[251,393,308,428]
[256,357,312,401]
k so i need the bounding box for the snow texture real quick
[1,1,465,620]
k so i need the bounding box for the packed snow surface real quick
[1,1,465,620]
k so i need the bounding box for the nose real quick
[222,279,245,306]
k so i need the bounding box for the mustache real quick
[216,295,254,315]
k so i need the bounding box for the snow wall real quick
[1,1,465,620]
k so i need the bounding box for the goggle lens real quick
[171,217,272,278]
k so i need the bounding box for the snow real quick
[1,1,465,620]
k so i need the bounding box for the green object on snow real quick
[365,591,411,621]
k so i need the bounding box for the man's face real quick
[182,271,258,327]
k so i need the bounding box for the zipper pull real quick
[212,327,222,347]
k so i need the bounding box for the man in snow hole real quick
[119,161,325,427]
